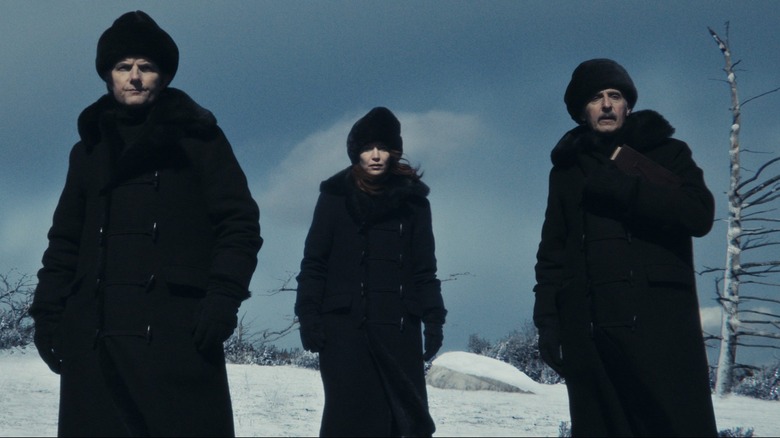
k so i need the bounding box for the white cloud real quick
[700,306,722,333]
[254,109,485,228]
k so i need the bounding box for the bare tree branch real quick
[741,86,780,107]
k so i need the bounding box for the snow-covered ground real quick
[1,347,778,437]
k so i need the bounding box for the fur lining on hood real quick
[320,167,430,226]
[551,110,675,167]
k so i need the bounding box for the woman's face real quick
[359,142,391,177]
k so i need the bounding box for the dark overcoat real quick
[295,168,445,437]
[533,110,718,436]
[30,88,262,437]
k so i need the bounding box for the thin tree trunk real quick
[709,26,742,396]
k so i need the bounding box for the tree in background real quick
[468,321,563,385]
[0,271,35,349]
[705,24,780,395]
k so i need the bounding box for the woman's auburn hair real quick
[351,149,422,195]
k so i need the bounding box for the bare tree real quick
[0,271,36,349]
[705,24,780,395]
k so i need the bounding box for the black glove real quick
[422,323,443,362]
[298,316,326,353]
[33,324,61,374]
[193,294,240,352]
[583,162,638,211]
[538,325,564,376]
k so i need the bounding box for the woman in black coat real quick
[295,107,446,437]
[30,12,261,436]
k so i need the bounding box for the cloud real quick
[700,306,722,334]
[254,109,485,229]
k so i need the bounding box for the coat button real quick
[144,274,156,292]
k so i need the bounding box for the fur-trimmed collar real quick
[76,88,219,184]
[77,87,217,150]
[551,110,676,167]
[320,167,430,226]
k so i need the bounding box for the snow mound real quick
[426,351,540,394]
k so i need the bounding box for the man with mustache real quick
[532,59,718,436]
[29,11,262,436]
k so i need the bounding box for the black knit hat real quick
[346,107,403,164]
[564,58,637,124]
[95,11,179,80]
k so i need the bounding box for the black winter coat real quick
[30,88,262,436]
[295,168,445,437]
[533,110,717,436]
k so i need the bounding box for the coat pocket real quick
[644,263,694,289]
[163,265,209,297]
[321,294,352,314]
[402,298,423,318]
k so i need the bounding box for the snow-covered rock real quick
[426,351,540,394]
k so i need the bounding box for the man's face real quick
[582,88,631,134]
[109,57,167,107]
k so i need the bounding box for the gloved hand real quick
[422,323,443,362]
[193,294,240,353]
[537,325,564,376]
[583,162,638,211]
[34,324,61,374]
[298,316,326,353]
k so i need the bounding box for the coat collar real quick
[77,87,217,151]
[551,109,676,167]
[76,88,218,184]
[320,167,430,225]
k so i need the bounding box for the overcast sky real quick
[2,1,779,364]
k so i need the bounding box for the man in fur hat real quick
[30,11,262,436]
[532,58,718,436]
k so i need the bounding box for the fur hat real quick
[346,107,403,164]
[95,11,179,80]
[564,58,637,124]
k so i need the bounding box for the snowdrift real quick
[427,351,541,394]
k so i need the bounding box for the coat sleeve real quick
[533,169,566,329]
[295,193,333,319]
[411,198,445,324]
[31,144,86,323]
[192,128,262,301]
[628,140,715,237]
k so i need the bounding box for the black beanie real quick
[95,11,179,80]
[346,107,403,164]
[564,58,637,124]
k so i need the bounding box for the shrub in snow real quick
[468,322,564,385]
[291,350,320,370]
[718,426,755,437]
[0,272,35,350]
[223,333,321,370]
[557,421,571,437]
[732,362,780,401]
